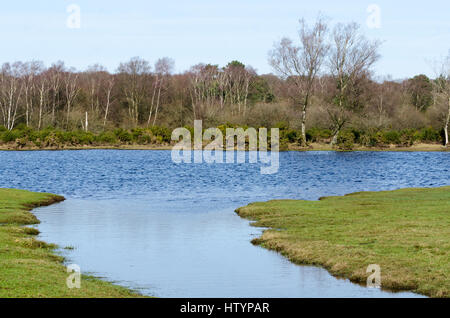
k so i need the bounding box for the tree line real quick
[0,18,449,146]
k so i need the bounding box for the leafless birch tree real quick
[117,57,151,126]
[103,75,115,127]
[0,63,23,130]
[64,69,80,127]
[433,52,450,146]
[48,62,64,125]
[269,16,329,145]
[149,57,174,126]
[328,22,381,144]
[36,72,49,130]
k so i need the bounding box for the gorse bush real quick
[306,128,333,143]
[0,125,174,148]
[418,127,441,142]
[149,126,171,143]
[0,124,445,149]
[98,131,117,144]
[114,128,133,143]
[329,127,443,148]
[383,131,401,144]
[336,131,355,151]
[283,129,300,143]
[1,130,17,143]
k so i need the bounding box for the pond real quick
[1,150,448,297]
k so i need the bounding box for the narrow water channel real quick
[3,150,447,297]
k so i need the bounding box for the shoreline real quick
[0,142,448,152]
[2,185,449,297]
[235,187,450,298]
[0,189,144,298]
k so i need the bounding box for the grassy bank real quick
[236,187,450,298]
[291,142,448,152]
[0,189,143,298]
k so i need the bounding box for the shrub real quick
[418,127,441,143]
[43,132,63,148]
[282,129,299,143]
[350,129,362,143]
[13,124,33,137]
[361,131,387,148]
[26,130,39,142]
[306,128,332,142]
[359,133,372,147]
[0,124,444,149]
[137,132,153,144]
[61,131,74,143]
[149,126,171,143]
[383,131,401,144]
[15,137,27,148]
[98,131,117,144]
[74,131,94,145]
[1,130,17,143]
[275,121,289,131]
[38,128,54,141]
[279,139,289,151]
[336,131,355,151]
[114,128,132,143]
[398,129,415,146]
[131,128,145,141]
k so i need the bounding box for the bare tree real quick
[188,64,220,120]
[223,61,255,116]
[63,69,80,127]
[17,61,44,127]
[48,61,65,125]
[327,22,381,144]
[36,71,49,130]
[217,69,229,109]
[82,65,115,128]
[242,66,256,116]
[85,64,108,115]
[0,63,23,130]
[371,75,398,128]
[117,57,151,126]
[103,75,115,127]
[149,57,174,126]
[433,52,450,146]
[269,16,329,145]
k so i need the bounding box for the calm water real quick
[1,150,448,297]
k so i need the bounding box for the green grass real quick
[0,188,144,298]
[236,187,450,298]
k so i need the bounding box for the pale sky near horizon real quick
[1,0,449,80]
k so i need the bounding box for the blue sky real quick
[1,0,449,79]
